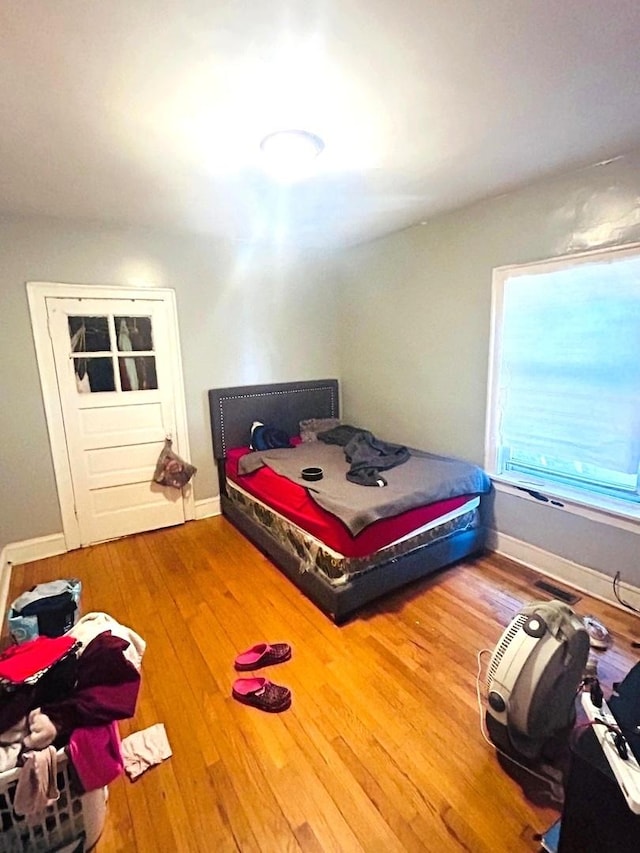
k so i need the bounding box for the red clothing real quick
[0,636,76,684]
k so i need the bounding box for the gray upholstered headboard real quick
[208,379,339,460]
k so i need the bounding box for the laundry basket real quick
[0,749,107,852]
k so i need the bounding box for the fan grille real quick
[487,614,527,688]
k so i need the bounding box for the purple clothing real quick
[68,721,124,791]
[42,632,140,739]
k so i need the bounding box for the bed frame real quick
[208,379,486,623]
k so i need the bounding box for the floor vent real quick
[532,579,580,605]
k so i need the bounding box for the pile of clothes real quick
[0,612,146,816]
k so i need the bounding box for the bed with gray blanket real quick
[209,379,490,623]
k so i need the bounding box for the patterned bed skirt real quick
[226,481,481,587]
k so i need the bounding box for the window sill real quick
[490,475,640,535]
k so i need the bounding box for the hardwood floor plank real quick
[279,712,408,852]
[203,692,304,853]
[4,516,640,852]
[207,758,262,853]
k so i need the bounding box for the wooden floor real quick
[6,516,640,852]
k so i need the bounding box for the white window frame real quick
[485,242,640,532]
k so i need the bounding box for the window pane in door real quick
[74,357,115,393]
[115,316,153,351]
[68,316,110,352]
[119,356,158,391]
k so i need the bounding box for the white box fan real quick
[486,600,589,759]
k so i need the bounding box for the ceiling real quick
[1,0,640,250]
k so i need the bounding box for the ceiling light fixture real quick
[259,129,325,181]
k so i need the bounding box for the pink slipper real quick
[234,642,291,671]
[231,677,292,712]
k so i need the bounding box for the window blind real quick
[497,255,640,494]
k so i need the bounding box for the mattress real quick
[225,447,475,557]
[225,448,482,584]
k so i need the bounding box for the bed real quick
[208,379,489,623]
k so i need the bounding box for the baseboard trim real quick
[194,497,221,520]
[5,533,68,567]
[487,529,640,615]
[0,533,68,619]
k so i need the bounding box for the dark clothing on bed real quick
[343,431,410,487]
[319,425,411,486]
[317,424,365,446]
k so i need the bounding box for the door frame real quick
[27,281,195,550]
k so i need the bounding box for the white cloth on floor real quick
[68,612,146,672]
[13,746,59,816]
[121,723,172,780]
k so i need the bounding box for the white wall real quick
[5,149,640,596]
[335,148,640,588]
[0,214,340,552]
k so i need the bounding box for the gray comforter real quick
[238,442,490,535]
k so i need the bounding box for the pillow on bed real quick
[250,421,292,451]
[299,417,341,443]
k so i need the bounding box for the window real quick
[486,244,640,518]
[68,314,158,393]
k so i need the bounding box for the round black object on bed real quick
[301,467,323,481]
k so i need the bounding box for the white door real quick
[45,294,188,545]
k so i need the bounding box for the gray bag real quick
[153,438,196,489]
